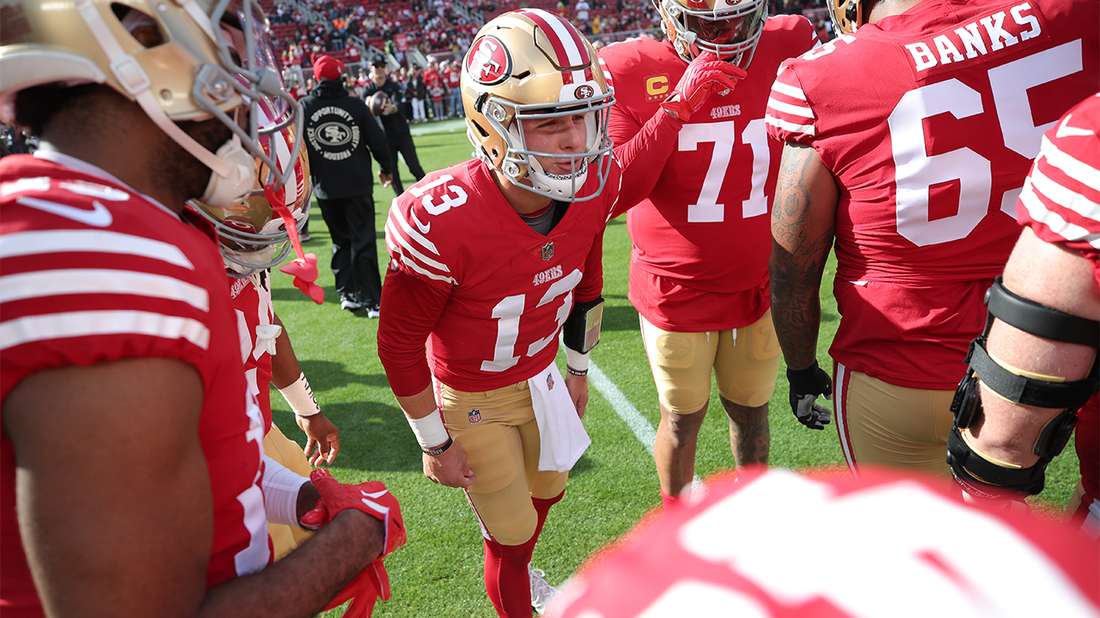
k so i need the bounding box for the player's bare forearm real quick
[769,142,837,371]
[270,314,303,389]
[199,510,385,618]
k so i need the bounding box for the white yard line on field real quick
[586,360,703,484]
[588,361,656,456]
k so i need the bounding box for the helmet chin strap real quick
[199,133,256,209]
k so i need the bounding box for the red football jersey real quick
[229,271,276,432]
[766,0,1099,388]
[380,159,619,394]
[548,468,1100,617]
[599,17,819,331]
[1015,92,1100,528]
[0,155,270,615]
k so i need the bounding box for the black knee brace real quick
[948,277,1099,496]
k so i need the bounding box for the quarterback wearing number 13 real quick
[377,9,744,617]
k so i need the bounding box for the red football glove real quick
[300,469,407,618]
[660,51,748,122]
[300,469,406,556]
[321,558,389,618]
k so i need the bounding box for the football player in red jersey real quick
[377,9,744,617]
[946,94,1099,533]
[191,130,343,559]
[597,0,820,510]
[766,0,1099,478]
[0,0,402,616]
[543,467,1100,617]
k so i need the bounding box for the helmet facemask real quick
[476,90,614,202]
[656,0,768,69]
[828,0,864,35]
[190,115,312,277]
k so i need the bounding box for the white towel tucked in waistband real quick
[528,362,591,472]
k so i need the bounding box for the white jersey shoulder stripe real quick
[766,96,815,119]
[0,229,195,269]
[383,218,457,285]
[0,269,210,311]
[764,114,816,137]
[0,310,211,352]
[388,206,443,257]
[770,79,808,101]
[1041,134,1100,203]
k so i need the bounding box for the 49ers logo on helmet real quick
[574,84,595,99]
[466,35,511,86]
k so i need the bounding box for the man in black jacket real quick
[364,58,425,196]
[301,54,392,316]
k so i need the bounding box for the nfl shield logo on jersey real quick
[546,373,554,391]
[468,408,482,423]
[541,242,554,261]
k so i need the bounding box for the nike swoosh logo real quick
[360,489,390,499]
[18,196,114,227]
[411,211,431,234]
[1055,113,1093,139]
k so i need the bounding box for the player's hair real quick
[14,83,106,137]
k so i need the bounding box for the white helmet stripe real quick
[522,9,588,84]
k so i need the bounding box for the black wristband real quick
[422,437,453,456]
[567,366,588,377]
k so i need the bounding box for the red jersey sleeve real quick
[1016,92,1100,284]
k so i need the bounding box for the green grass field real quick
[268,121,1082,617]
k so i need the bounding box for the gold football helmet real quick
[656,0,768,68]
[190,118,311,276]
[0,0,302,207]
[461,9,614,203]
[828,0,865,35]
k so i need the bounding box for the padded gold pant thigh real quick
[439,381,568,545]
[834,364,955,479]
[641,311,781,413]
[713,310,781,408]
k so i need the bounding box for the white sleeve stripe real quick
[0,230,194,268]
[0,269,210,310]
[764,114,816,137]
[770,80,808,101]
[766,97,815,118]
[1020,179,1100,250]
[399,252,457,285]
[385,218,453,276]
[383,219,455,283]
[1029,160,1100,222]
[390,207,442,256]
[1,310,211,351]
[1040,135,1100,201]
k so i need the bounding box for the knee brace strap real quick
[947,425,1049,496]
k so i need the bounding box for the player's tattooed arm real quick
[769,142,837,371]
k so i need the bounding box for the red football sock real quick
[660,488,682,511]
[483,490,565,618]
